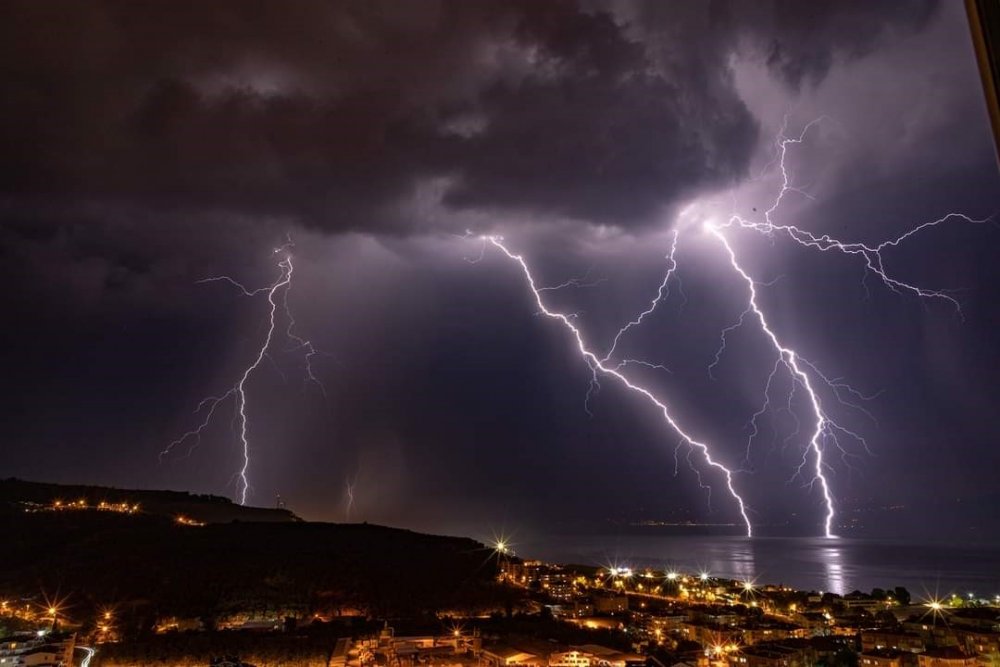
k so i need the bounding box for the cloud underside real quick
[0,0,937,235]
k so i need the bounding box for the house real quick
[916,647,977,667]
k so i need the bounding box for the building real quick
[729,643,809,667]
[844,594,885,613]
[539,571,574,599]
[0,633,76,667]
[860,649,913,667]
[741,622,808,646]
[647,614,690,636]
[916,647,977,667]
[951,610,1000,633]
[549,650,595,667]
[902,622,960,649]
[862,630,926,654]
[501,560,546,586]
[681,621,741,648]
[954,626,1000,659]
[481,645,545,667]
[572,645,645,667]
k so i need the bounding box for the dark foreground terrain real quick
[1,479,512,635]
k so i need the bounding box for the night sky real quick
[2,0,999,539]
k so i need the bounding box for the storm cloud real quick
[1,0,939,235]
[1,0,998,537]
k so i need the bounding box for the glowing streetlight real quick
[489,530,515,558]
[922,598,949,624]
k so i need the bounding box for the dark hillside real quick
[0,480,511,634]
[0,477,298,523]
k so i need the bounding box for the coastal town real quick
[494,554,1000,667]
[3,536,999,667]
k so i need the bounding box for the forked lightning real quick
[163,238,322,505]
[482,120,987,536]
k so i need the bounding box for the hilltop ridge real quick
[0,477,299,523]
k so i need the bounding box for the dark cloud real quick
[627,0,940,91]
[743,0,940,90]
[0,0,938,237]
[0,0,502,232]
[440,5,757,225]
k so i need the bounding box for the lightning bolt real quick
[484,235,754,536]
[721,118,991,314]
[706,224,838,536]
[602,230,680,363]
[344,478,356,521]
[702,119,988,536]
[479,117,989,538]
[162,237,323,505]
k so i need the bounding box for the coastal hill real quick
[1,479,512,634]
[0,477,298,524]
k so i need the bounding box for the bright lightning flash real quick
[162,238,324,505]
[706,224,837,536]
[705,119,987,536]
[485,235,754,536]
[480,118,987,537]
